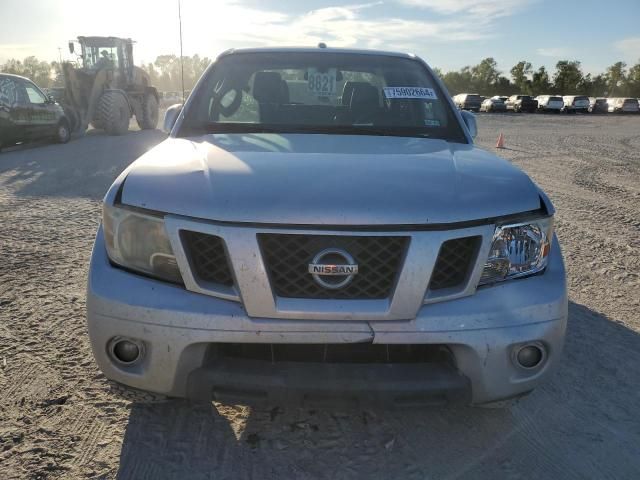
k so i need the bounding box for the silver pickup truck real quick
[87,46,567,407]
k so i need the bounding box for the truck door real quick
[22,80,57,139]
[0,76,17,145]
[0,77,31,145]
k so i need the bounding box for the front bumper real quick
[87,228,568,406]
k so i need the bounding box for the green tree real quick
[583,74,608,97]
[22,56,53,87]
[0,56,53,87]
[471,57,501,94]
[531,66,551,93]
[494,76,516,95]
[625,61,640,97]
[510,61,532,94]
[149,54,211,92]
[442,67,474,95]
[605,61,627,96]
[553,60,584,93]
[49,61,65,88]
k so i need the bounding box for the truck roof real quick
[0,72,32,82]
[218,46,418,60]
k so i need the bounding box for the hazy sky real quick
[1,0,639,74]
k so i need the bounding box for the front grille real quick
[211,343,453,365]
[258,234,409,299]
[429,236,481,290]
[181,231,234,287]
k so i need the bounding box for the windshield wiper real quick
[190,122,433,138]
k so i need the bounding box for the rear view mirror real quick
[68,42,74,54]
[460,110,477,139]
[163,104,183,133]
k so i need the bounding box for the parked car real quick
[505,95,538,113]
[607,97,640,113]
[0,73,71,151]
[87,46,567,408]
[480,95,507,112]
[561,95,589,113]
[535,95,564,113]
[588,97,609,114]
[453,93,482,112]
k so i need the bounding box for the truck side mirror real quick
[163,104,183,133]
[68,42,74,54]
[460,110,477,139]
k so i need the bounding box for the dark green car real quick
[0,73,71,151]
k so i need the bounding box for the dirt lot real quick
[1,114,639,479]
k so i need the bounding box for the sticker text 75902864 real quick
[383,86,438,100]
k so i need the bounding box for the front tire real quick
[136,92,159,130]
[96,91,130,136]
[55,120,71,144]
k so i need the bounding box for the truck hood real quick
[120,134,542,226]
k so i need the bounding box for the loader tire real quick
[97,91,130,135]
[136,92,159,130]
[90,117,105,130]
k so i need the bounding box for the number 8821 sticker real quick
[307,68,337,96]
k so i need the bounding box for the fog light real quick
[108,337,144,365]
[516,344,544,369]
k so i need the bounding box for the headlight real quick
[479,217,553,285]
[102,203,183,284]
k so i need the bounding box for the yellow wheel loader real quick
[60,36,159,135]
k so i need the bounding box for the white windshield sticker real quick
[383,86,438,100]
[307,68,337,96]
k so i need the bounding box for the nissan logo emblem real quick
[308,248,359,289]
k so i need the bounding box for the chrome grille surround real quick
[165,215,494,320]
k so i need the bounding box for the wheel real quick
[55,120,71,144]
[96,91,130,135]
[136,92,159,130]
[91,117,105,130]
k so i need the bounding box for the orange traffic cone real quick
[496,132,505,149]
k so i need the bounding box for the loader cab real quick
[69,36,135,85]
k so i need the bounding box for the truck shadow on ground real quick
[0,129,166,199]
[116,301,640,479]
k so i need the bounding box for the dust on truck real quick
[60,36,159,135]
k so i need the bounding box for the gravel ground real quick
[1,114,639,479]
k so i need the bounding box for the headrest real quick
[350,84,379,109]
[341,81,370,105]
[280,79,290,104]
[253,71,284,103]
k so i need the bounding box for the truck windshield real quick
[178,51,466,142]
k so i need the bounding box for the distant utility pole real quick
[58,47,62,64]
[178,0,185,103]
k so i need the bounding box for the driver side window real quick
[24,84,47,105]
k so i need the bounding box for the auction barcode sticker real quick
[383,87,438,100]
